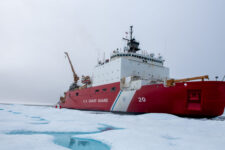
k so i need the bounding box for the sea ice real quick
[0,104,225,150]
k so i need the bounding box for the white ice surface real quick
[0,134,68,150]
[0,104,225,150]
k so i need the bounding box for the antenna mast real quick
[123,25,140,53]
[130,25,133,41]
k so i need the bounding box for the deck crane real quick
[64,52,80,90]
[59,52,79,103]
[166,75,209,87]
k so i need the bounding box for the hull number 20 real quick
[138,97,146,102]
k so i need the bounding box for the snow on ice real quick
[0,104,225,150]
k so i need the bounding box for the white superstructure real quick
[92,51,169,87]
[91,26,169,87]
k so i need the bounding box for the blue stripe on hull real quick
[111,90,122,111]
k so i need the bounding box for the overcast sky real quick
[0,0,225,104]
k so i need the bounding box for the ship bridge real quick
[110,51,164,66]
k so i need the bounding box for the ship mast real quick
[130,25,133,41]
[123,26,140,53]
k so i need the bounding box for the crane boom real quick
[64,52,79,83]
[166,75,209,86]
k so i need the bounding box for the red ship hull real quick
[60,81,225,117]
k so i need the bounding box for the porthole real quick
[111,87,116,92]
